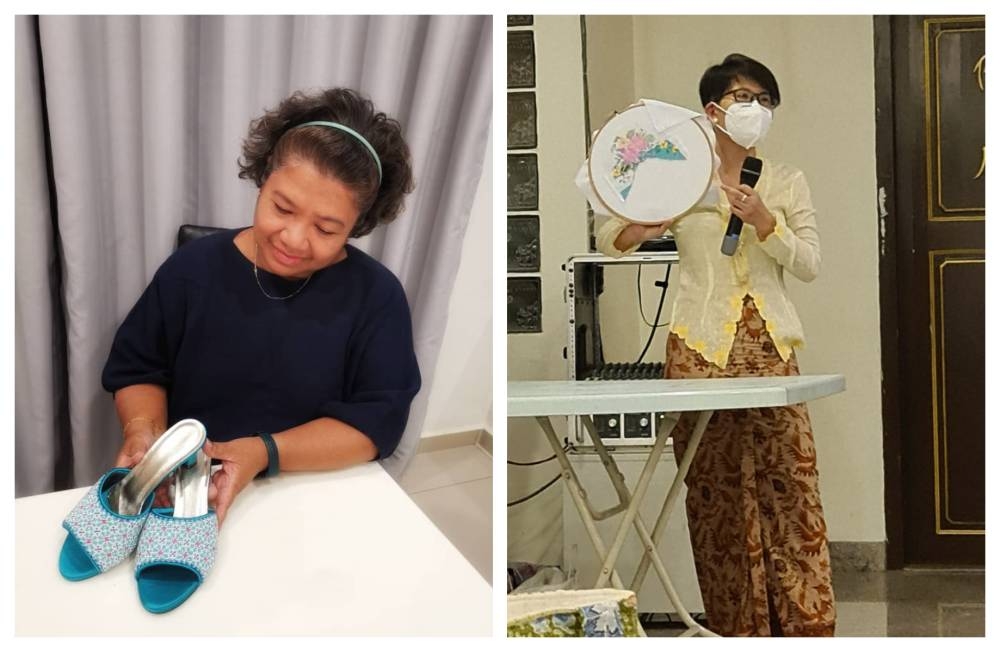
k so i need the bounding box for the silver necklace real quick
[253,239,313,300]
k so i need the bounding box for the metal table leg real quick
[580,415,713,635]
[533,416,626,590]
[534,411,718,636]
[591,415,671,589]
[581,410,718,636]
[630,409,717,636]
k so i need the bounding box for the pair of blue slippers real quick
[59,419,217,614]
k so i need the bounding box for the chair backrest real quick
[176,224,227,249]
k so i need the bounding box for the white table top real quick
[15,462,491,635]
[508,374,846,417]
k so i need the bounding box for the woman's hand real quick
[203,438,269,528]
[114,430,156,468]
[720,183,777,240]
[613,221,671,252]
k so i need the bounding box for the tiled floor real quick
[643,567,984,637]
[398,445,985,637]
[399,444,492,585]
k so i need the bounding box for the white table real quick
[508,374,845,637]
[15,463,492,635]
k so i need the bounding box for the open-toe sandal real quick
[134,449,217,613]
[58,419,207,581]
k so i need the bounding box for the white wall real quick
[422,130,493,438]
[585,15,636,133]
[507,15,886,565]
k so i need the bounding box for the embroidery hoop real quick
[587,99,714,225]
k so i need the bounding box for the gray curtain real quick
[14,15,492,496]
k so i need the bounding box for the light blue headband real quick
[293,120,383,184]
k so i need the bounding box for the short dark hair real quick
[698,53,781,108]
[238,88,415,238]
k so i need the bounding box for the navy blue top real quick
[102,229,421,460]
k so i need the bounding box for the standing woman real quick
[102,88,420,526]
[596,54,835,636]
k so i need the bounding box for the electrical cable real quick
[635,264,671,363]
[507,475,562,507]
[507,443,571,466]
[637,264,672,328]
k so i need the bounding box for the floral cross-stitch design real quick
[609,129,686,200]
[135,509,218,581]
[62,469,150,573]
[507,594,640,637]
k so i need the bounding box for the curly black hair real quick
[238,88,415,238]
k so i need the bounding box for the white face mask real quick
[710,100,773,149]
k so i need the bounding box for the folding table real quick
[508,374,846,637]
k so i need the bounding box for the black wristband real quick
[255,432,280,479]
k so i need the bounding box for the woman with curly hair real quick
[101,88,421,525]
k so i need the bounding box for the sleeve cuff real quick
[596,218,641,258]
[757,220,793,260]
[320,394,416,461]
[615,240,642,257]
[102,373,170,394]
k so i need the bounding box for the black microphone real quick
[720,156,763,256]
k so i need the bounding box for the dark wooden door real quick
[879,16,984,566]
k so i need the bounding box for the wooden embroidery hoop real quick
[587,99,714,225]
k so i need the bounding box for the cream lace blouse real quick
[594,158,821,369]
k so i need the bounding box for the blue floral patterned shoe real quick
[134,451,217,613]
[58,419,207,581]
[58,468,155,581]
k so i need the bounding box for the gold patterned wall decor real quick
[923,17,985,221]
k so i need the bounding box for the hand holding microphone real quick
[719,157,776,255]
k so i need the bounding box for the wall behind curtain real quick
[14,14,492,496]
[423,130,493,438]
